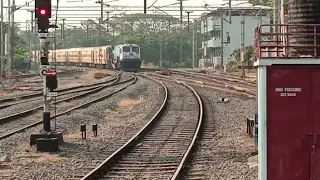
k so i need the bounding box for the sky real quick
[0,0,270,29]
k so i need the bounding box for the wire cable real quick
[148,0,158,9]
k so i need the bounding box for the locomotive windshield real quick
[123,47,130,52]
[132,46,140,54]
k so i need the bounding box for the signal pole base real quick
[30,131,64,152]
[36,138,59,152]
[43,111,51,132]
[30,131,64,146]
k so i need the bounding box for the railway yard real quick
[0,67,257,179]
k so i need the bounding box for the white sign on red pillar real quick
[46,69,56,77]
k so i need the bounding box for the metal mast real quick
[5,0,12,90]
[179,0,183,64]
[192,20,195,68]
[0,0,4,81]
[99,0,103,37]
[11,0,15,70]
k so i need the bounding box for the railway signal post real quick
[30,0,64,152]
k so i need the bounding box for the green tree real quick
[0,22,29,71]
[230,45,254,64]
[50,14,201,68]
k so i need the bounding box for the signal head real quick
[35,0,52,18]
[38,8,48,17]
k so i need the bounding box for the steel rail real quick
[80,74,204,180]
[0,74,120,124]
[172,69,256,85]
[0,73,119,104]
[171,71,256,92]
[0,75,119,110]
[80,74,169,180]
[147,73,255,98]
[0,74,137,140]
[170,82,204,179]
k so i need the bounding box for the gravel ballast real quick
[0,76,164,180]
[185,87,257,180]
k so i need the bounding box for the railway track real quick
[0,73,137,140]
[147,73,255,98]
[171,73,255,94]
[0,74,119,107]
[0,74,120,123]
[75,75,203,180]
[182,93,216,179]
[172,70,255,87]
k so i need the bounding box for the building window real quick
[213,47,221,57]
[211,29,221,39]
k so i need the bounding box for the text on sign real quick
[275,88,301,97]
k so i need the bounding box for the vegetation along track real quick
[0,73,137,140]
[79,74,203,180]
[0,73,119,107]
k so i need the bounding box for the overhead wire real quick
[148,0,158,9]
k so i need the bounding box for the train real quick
[31,44,142,72]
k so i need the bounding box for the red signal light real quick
[38,8,47,16]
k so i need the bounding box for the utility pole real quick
[61,18,65,46]
[59,24,62,41]
[195,20,197,67]
[273,0,277,32]
[11,0,15,70]
[192,20,195,68]
[86,24,89,40]
[186,11,193,32]
[203,17,207,62]
[240,15,245,78]
[6,0,12,90]
[218,0,232,67]
[160,39,162,67]
[99,0,103,37]
[30,11,34,48]
[27,20,31,57]
[0,0,4,79]
[280,0,285,55]
[179,0,183,64]
[28,10,36,74]
[220,17,224,66]
[106,11,110,32]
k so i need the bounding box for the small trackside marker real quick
[194,80,204,84]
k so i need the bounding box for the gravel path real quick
[184,87,257,180]
[0,76,163,180]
